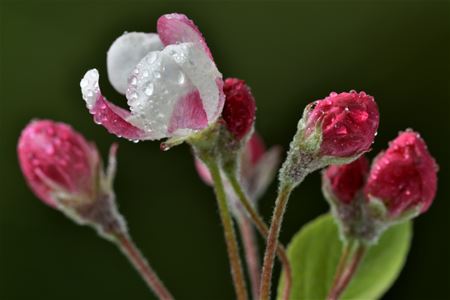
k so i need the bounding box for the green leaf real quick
[277,214,412,300]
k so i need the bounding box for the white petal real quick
[107,32,163,94]
[80,69,101,109]
[125,43,221,139]
[165,43,223,122]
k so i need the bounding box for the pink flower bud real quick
[365,130,438,217]
[306,91,379,157]
[222,78,256,140]
[17,120,99,207]
[243,133,265,166]
[323,156,369,204]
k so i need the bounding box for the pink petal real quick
[168,89,208,134]
[157,13,213,60]
[90,95,145,140]
[81,69,145,140]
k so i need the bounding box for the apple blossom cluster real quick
[16,12,438,300]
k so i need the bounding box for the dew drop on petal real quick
[178,72,185,85]
[144,84,154,96]
[80,78,88,88]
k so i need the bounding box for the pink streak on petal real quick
[90,95,145,140]
[168,90,208,134]
[157,13,213,60]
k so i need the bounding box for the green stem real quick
[114,231,174,300]
[206,159,248,300]
[327,239,357,300]
[238,216,261,300]
[259,184,293,300]
[227,173,293,300]
[327,243,367,300]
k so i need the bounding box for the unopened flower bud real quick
[18,120,126,238]
[18,120,99,207]
[215,78,257,175]
[280,91,379,188]
[322,157,376,242]
[306,91,379,158]
[365,130,438,219]
[222,78,256,141]
[323,156,369,205]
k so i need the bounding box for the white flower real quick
[80,13,224,141]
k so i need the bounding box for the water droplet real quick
[94,117,102,125]
[46,145,55,155]
[160,142,170,151]
[155,72,161,79]
[353,110,369,122]
[336,126,348,135]
[147,52,158,64]
[329,92,337,97]
[143,70,149,77]
[130,76,137,86]
[144,84,154,96]
[177,72,185,84]
[133,68,139,75]
[129,92,138,100]
[80,78,88,88]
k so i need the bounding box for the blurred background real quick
[1,0,449,299]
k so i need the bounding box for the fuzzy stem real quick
[327,243,367,300]
[259,184,293,300]
[227,173,293,300]
[206,159,248,300]
[329,239,356,295]
[238,216,261,300]
[114,232,174,300]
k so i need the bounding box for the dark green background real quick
[1,1,449,299]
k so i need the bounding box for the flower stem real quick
[327,242,367,300]
[329,239,355,292]
[260,184,293,300]
[227,173,293,300]
[206,159,248,300]
[238,216,261,300]
[113,231,174,300]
